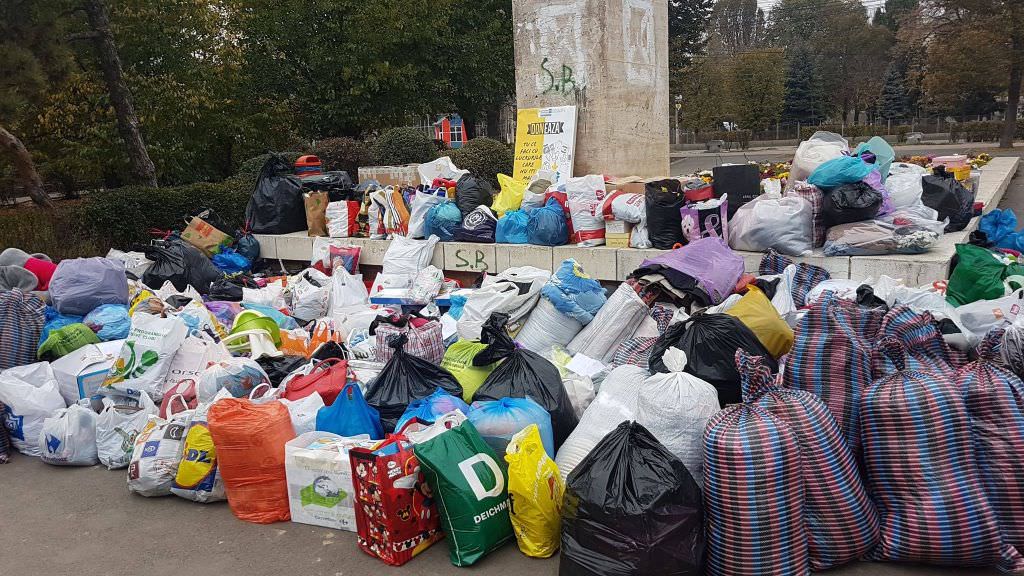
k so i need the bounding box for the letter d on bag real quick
[459,454,504,500]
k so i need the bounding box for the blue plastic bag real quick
[447,294,467,320]
[394,388,471,432]
[315,381,385,439]
[424,201,463,242]
[856,136,895,182]
[38,306,83,347]
[240,302,299,330]
[540,259,608,324]
[212,247,252,274]
[467,397,555,459]
[235,233,261,262]
[808,155,875,190]
[82,304,130,341]
[527,198,569,246]
[496,210,530,244]
[981,208,1024,252]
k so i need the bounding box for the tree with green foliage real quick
[877,60,910,119]
[873,0,919,33]
[370,127,438,166]
[707,0,767,55]
[730,49,786,132]
[782,49,825,123]
[668,0,714,97]
[677,57,732,132]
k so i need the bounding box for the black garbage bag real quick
[455,174,494,218]
[454,206,497,243]
[922,167,975,232]
[245,153,306,234]
[713,163,761,218]
[649,313,777,406]
[645,179,686,249]
[821,181,882,227]
[364,333,462,433]
[208,275,259,301]
[234,233,261,262]
[257,355,310,387]
[311,340,349,362]
[472,313,578,449]
[561,421,705,576]
[301,171,354,192]
[141,239,224,295]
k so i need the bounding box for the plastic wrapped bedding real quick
[515,296,584,356]
[566,283,649,363]
[740,351,879,571]
[860,338,1024,571]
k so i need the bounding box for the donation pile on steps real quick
[2,168,1024,573]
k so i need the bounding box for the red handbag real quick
[282,358,351,406]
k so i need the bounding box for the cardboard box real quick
[606,176,681,195]
[357,164,420,188]
[606,232,632,248]
[605,220,634,235]
[50,340,124,405]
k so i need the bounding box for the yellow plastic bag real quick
[440,339,495,402]
[505,424,563,558]
[493,174,527,218]
[725,285,794,358]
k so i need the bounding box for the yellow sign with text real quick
[512,106,577,186]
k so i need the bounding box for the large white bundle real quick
[291,268,331,322]
[554,364,647,481]
[457,266,549,340]
[729,193,814,257]
[565,174,606,247]
[790,131,849,182]
[382,235,439,277]
[887,162,928,209]
[634,348,720,486]
[0,362,66,456]
[285,431,376,531]
[515,296,583,356]
[567,283,649,362]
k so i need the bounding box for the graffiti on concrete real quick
[540,57,578,96]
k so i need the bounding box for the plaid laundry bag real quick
[371,315,444,365]
[784,293,882,455]
[956,330,1024,551]
[704,357,808,576]
[785,181,826,247]
[611,303,676,369]
[757,250,830,308]
[740,351,879,571]
[861,338,1024,571]
[0,289,46,371]
[872,305,967,378]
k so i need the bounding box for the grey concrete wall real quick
[512,0,669,178]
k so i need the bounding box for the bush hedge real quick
[0,201,104,261]
[948,120,1024,143]
[448,138,513,188]
[370,127,438,166]
[313,137,373,179]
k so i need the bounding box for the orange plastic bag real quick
[207,399,296,523]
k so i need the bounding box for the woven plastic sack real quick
[566,283,648,363]
[861,339,1024,571]
[49,257,129,316]
[872,304,966,378]
[413,417,514,566]
[472,314,578,450]
[561,421,704,576]
[704,375,807,576]
[468,396,555,460]
[725,286,794,359]
[565,174,606,246]
[515,296,583,356]
[555,365,646,481]
[740,351,879,570]
[783,294,882,454]
[957,332,1024,550]
[38,403,98,466]
[440,339,495,402]
[208,398,296,523]
[505,424,563,558]
[635,348,719,486]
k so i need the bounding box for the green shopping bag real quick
[413,417,514,566]
[947,244,1012,306]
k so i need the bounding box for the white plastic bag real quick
[634,348,720,486]
[328,268,370,315]
[0,362,67,456]
[101,312,188,401]
[171,388,231,503]
[630,221,652,249]
[96,392,158,469]
[567,283,649,363]
[281,392,326,436]
[242,280,286,308]
[410,265,444,304]
[382,235,439,277]
[515,296,584,356]
[161,335,228,400]
[285,431,376,531]
[326,201,358,238]
[38,403,98,466]
[456,267,550,340]
[195,357,271,403]
[790,131,849,183]
[565,174,606,246]
[291,268,332,322]
[729,193,814,256]
[886,162,927,209]
[127,407,193,497]
[548,347,597,418]
[417,156,469,186]
[408,190,448,238]
[956,289,1024,343]
[554,365,646,481]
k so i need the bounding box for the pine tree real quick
[782,51,823,123]
[877,61,909,120]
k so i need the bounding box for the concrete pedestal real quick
[512,0,669,178]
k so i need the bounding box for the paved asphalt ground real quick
[2,142,1022,576]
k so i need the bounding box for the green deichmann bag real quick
[413,417,514,566]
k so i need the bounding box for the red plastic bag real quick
[282,358,350,405]
[349,436,444,566]
[207,399,296,523]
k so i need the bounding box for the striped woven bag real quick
[757,250,830,308]
[956,329,1024,552]
[740,351,879,571]
[0,400,10,463]
[704,351,808,576]
[872,304,967,378]
[784,292,882,454]
[0,289,45,371]
[861,337,1024,571]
